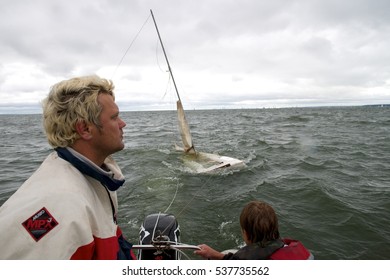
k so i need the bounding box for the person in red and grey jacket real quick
[194,201,314,260]
[0,75,136,260]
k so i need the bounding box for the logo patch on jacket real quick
[22,207,59,242]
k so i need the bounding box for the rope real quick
[172,173,215,219]
[151,211,162,242]
[163,178,180,213]
[173,247,191,260]
[157,171,215,235]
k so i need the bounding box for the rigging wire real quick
[162,69,172,100]
[156,40,169,74]
[111,14,151,79]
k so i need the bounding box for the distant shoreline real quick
[0,104,389,115]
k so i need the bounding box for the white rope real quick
[163,179,180,213]
[151,212,162,242]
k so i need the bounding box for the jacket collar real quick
[55,147,125,191]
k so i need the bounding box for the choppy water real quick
[1,106,389,259]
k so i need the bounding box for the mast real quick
[150,9,195,154]
[150,9,181,102]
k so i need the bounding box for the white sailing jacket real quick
[0,150,135,259]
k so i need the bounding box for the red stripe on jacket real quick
[71,227,136,260]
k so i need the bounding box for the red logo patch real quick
[22,207,58,242]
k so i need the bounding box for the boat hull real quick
[182,151,246,174]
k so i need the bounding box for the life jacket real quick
[223,238,313,260]
[270,238,314,260]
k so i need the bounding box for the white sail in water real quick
[176,100,195,154]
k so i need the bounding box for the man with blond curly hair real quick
[0,75,136,260]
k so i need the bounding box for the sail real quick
[177,100,195,154]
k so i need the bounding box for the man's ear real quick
[75,120,93,140]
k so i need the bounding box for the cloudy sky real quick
[1,0,390,113]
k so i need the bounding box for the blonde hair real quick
[42,75,115,148]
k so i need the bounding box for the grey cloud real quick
[0,0,389,112]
